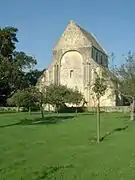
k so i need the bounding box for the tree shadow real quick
[33,164,73,180]
[20,115,75,125]
[0,115,75,128]
[0,112,18,114]
[79,112,96,115]
[100,125,129,141]
[115,115,130,119]
[0,122,20,128]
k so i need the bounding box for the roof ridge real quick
[76,24,107,55]
[91,32,108,55]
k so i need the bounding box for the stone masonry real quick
[38,20,120,108]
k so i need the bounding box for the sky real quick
[0,0,135,69]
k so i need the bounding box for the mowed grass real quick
[0,112,135,180]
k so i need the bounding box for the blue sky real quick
[0,0,135,69]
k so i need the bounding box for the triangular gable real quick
[53,20,91,51]
[54,20,107,55]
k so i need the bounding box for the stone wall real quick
[0,107,24,112]
[60,50,84,92]
[88,106,130,112]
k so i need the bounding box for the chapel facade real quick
[38,20,120,108]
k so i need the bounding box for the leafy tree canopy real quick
[0,26,42,106]
[0,27,18,57]
[46,84,84,112]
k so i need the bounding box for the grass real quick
[0,111,135,180]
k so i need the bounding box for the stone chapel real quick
[38,20,119,108]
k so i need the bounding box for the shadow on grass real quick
[0,115,75,128]
[100,125,129,142]
[115,115,130,119]
[33,164,73,180]
[20,115,75,125]
[0,111,18,114]
[0,122,20,128]
[79,112,96,116]
[89,125,129,143]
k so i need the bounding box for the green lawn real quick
[0,112,135,180]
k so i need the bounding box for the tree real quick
[45,84,84,114]
[0,53,37,105]
[92,70,107,143]
[8,87,38,114]
[13,51,37,71]
[8,86,47,118]
[0,56,23,105]
[36,86,47,119]
[69,88,83,115]
[0,26,38,106]
[111,52,135,120]
[0,26,19,105]
[24,69,43,87]
[0,27,18,57]
[7,90,24,112]
[46,84,73,113]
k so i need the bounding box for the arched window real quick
[70,70,74,78]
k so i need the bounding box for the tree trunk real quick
[97,99,100,143]
[28,106,31,115]
[17,106,19,112]
[56,105,59,116]
[130,98,135,121]
[40,105,44,119]
[75,105,78,116]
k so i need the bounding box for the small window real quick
[101,55,103,64]
[105,56,108,67]
[70,70,73,78]
[96,51,98,62]
[98,53,100,62]
[92,47,94,59]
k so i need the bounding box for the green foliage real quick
[8,86,47,117]
[46,84,72,112]
[46,84,84,113]
[0,27,18,57]
[21,87,39,110]
[24,69,43,87]
[8,87,39,111]
[0,26,40,106]
[69,88,83,105]
[68,88,84,114]
[92,71,107,100]
[7,90,23,107]
[92,70,107,143]
[0,55,26,105]
[13,51,37,71]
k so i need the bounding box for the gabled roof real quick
[77,24,107,55]
[54,20,107,55]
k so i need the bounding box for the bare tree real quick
[111,52,135,120]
